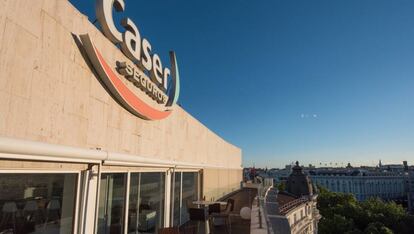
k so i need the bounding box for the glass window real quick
[128,172,165,233]
[180,173,198,224]
[171,172,199,226]
[97,173,126,234]
[0,173,78,234]
[172,172,181,227]
[128,173,140,233]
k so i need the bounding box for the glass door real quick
[180,173,198,224]
[170,171,199,226]
[97,173,127,234]
[128,172,165,234]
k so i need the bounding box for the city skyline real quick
[71,0,414,168]
[247,158,409,169]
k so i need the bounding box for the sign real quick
[79,0,180,120]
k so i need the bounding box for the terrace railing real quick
[278,197,308,215]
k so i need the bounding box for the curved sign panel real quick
[79,0,180,120]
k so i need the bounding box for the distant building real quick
[380,164,406,173]
[408,170,414,213]
[310,169,406,201]
[286,161,314,197]
[267,165,293,183]
[262,162,320,234]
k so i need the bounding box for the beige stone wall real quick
[203,168,242,201]
[0,0,242,194]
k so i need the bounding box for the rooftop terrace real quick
[180,187,257,234]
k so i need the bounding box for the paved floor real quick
[180,188,257,234]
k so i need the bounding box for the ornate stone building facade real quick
[263,162,320,234]
[310,170,406,201]
[284,162,319,234]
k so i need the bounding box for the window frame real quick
[99,169,169,234]
[0,169,82,234]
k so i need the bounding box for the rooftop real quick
[180,187,257,234]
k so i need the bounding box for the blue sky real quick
[70,0,414,168]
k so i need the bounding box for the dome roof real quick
[286,161,313,197]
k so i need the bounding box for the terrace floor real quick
[180,188,257,234]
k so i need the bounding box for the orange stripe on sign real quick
[94,47,171,120]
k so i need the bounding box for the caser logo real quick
[79,0,180,120]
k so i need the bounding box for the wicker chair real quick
[210,199,235,234]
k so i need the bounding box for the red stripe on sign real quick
[94,47,171,120]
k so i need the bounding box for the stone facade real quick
[263,187,320,234]
[0,0,241,200]
[311,171,406,201]
[285,198,319,234]
[408,171,414,213]
[284,162,319,234]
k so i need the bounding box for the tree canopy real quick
[277,181,286,192]
[317,186,414,234]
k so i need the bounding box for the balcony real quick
[179,187,257,234]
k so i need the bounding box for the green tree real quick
[364,222,393,234]
[316,185,414,234]
[394,215,414,234]
[360,198,405,231]
[277,181,286,192]
[319,214,357,234]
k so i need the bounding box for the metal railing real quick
[278,197,308,215]
[263,187,292,234]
